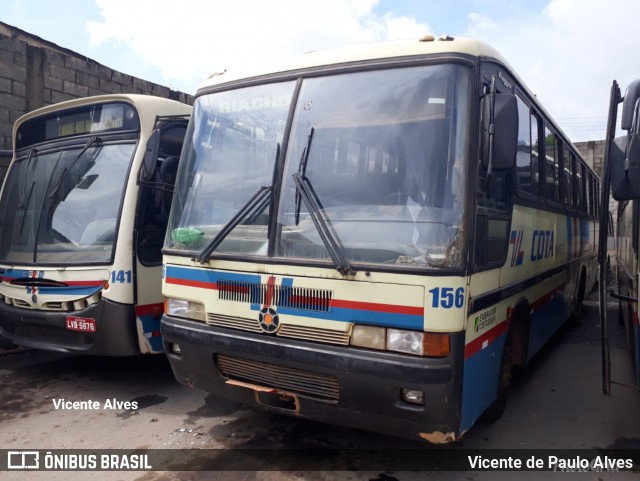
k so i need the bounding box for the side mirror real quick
[610,134,640,200]
[140,129,160,182]
[482,93,518,170]
[621,79,640,131]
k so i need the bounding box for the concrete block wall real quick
[575,140,605,178]
[0,21,193,150]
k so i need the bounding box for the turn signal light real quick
[423,332,450,357]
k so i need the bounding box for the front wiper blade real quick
[292,173,354,276]
[18,181,35,235]
[195,185,272,264]
[49,136,101,199]
[294,127,314,225]
[18,147,36,207]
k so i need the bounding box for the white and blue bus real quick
[160,37,598,441]
[0,94,191,355]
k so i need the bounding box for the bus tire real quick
[480,330,513,422]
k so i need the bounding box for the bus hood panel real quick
[163,263,468,338]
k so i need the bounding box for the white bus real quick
[161,37,598,441]
[600,79,640,392]
[0,94,191,355]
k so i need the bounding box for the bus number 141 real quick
[111,270,132,284]
[429,287,464,309]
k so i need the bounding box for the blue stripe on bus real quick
[37,286,102,296]
[139,315,163,353]
[460,332,507,432]
[461,285,567,431]
[249,304,424,330]
[527,291,566,360]
[165,265,261,284]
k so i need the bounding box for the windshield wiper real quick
[49,136,101,199]
[195,185,272,264]
[196,143,282,264]
[294,127,314,225]
[291,127,353,276]
[18,181,35,235]
[18,147,36,208]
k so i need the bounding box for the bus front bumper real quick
[161,315,464,442]
[0,299,140,356]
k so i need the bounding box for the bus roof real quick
[198,36,512,91]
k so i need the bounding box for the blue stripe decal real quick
[249,303,423,330]
[460,332,506,431]
[37,286,102,296]
[139,315,163,353]
[527,292,566,359]
[165,265,260,284]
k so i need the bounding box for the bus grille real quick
[206,313,262,333]
[206,313,351,345]
[217,280,332,312]
[215,354,340,401]
[0,295,71,311]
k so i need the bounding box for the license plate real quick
[66,316,96,333]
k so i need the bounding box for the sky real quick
[2,0,640,142]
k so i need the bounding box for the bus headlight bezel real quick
[165,298,206,321]
[387,328,425,355]
[350,325,386,350]
[349,325,450,357]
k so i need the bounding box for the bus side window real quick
[544,126,560,204]
[515,96,533,195]
[562,145,573,207]
[573,155,582,207]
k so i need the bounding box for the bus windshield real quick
[167,63,470,269]
[0,141,135,264]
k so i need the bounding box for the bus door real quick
[134,117,189,353]
[601,79,640,392]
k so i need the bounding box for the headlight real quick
[165,298,205,321]
[387,328,450,357]
[350,325,386,350]
[387,329,425,355]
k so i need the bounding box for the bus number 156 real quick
[429,287,464,309]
